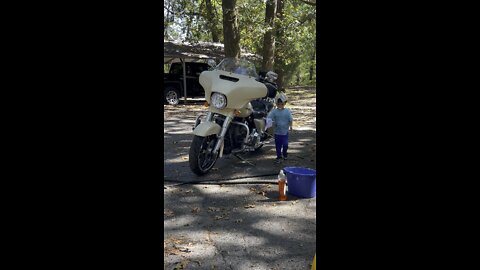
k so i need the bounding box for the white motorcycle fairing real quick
[199,70,268,110]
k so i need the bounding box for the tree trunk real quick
[185,16,192,41]
[274,0,285,90]
[164,1,171,38]
[261,0,276,71]
[309,42,316,81]
[205,0,220,42]
[221,0,241,58]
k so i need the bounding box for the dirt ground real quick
[164,86,317,269]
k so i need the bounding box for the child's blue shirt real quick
[267,108,293,135]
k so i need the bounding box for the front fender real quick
[193,121,221,137]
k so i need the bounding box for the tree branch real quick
[164,5,200,17]
[298,0,316,6]
[164,5,175,14]
[297,12,316,26]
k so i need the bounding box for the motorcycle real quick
[189,57,278,176]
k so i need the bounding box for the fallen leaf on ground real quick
[164,209,175,217]
[178,247,191,253]
[191,207,200,214]
[164,237,189,256]
[173,260,189,269]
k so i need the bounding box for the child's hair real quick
[277,98,287,104]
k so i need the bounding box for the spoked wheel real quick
[189,135,219,176]
[164,87,180,105]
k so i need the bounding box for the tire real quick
[189,135,219,176]
[164,87,181,105]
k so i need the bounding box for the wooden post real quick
[180,58,187,103]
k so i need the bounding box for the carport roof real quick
[163,40,261,63]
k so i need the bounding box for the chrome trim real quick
[213,116,233,154]
[231,121,250,144]
[206,112,213,121]
[230,121,251,153]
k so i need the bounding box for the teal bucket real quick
[284,167,316,198]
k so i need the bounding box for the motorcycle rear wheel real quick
[189,135,219,175]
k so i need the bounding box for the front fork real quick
[193,112,233,157]
[193,112,213,130]
[213,115,233,155]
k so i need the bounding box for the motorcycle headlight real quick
[211,93,227,109]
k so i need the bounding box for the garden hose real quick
[164,173,279,188]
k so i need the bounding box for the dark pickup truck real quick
[164,62,210,105]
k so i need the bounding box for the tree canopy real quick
[164,0,316,88]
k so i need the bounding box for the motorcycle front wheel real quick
[189,135,219,176]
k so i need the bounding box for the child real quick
[267,93,293,163]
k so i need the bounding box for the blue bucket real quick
[284,167,316,198]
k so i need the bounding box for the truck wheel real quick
[164,87,180,105]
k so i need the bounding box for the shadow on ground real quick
[164,183,316,269]
[164,129,316,184]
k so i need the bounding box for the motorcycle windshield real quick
[215,58,258,78]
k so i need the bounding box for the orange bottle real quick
[278,170,287,201]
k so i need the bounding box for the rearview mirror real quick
[207,59,216,67]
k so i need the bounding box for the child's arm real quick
[289,110,293,131]
[266,110,275,129]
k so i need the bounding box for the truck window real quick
[170,63,182,75]
[193,64,208,76]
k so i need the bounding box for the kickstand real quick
[233,153,255,166]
